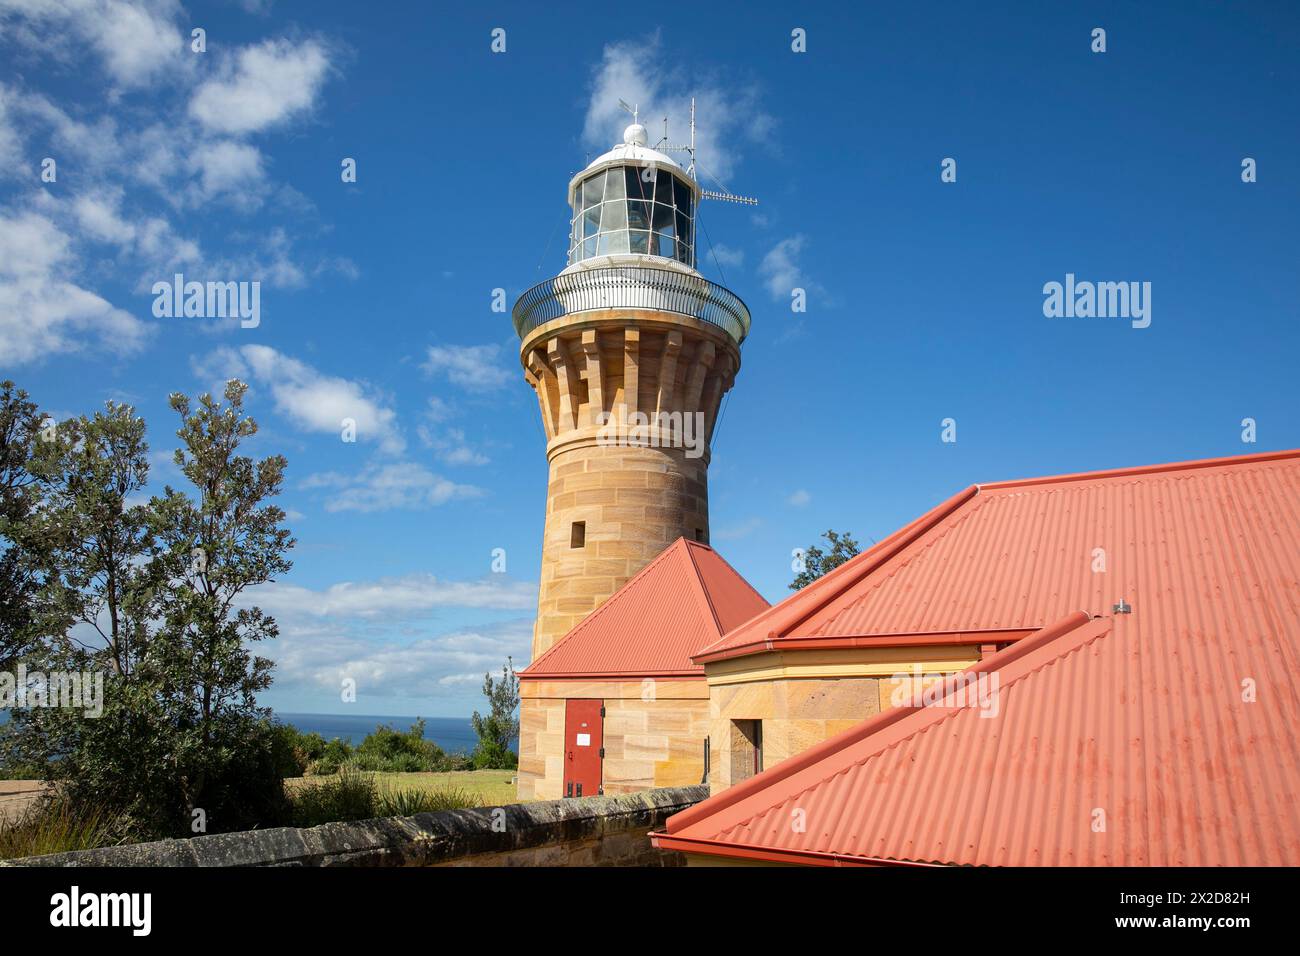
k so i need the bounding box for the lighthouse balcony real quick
[512,265,750,345]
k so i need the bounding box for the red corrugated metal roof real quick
[695,447,1300,662]
[521,537,769,679]
[661,449,1300,865]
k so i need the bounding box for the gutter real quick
[650,832,945,868]
[667,610,1096,836]
[693,627,1033,664]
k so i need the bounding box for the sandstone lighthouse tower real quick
[514,107,752,659]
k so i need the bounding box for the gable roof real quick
[660,449,1300,866]
[521,537,769,680]
[695,447,1300,663]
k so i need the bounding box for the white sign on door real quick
[576,733,591,746]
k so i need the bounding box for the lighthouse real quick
[514,114,751,660]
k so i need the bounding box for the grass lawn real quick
[286,769,523,807]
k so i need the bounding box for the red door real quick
[563,699,604,798]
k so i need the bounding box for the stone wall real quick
[709,677,885,792]
[518,679,709,801]
[1,786,707,868]
[522,313,741,660]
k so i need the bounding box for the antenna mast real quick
[644,96,761,205]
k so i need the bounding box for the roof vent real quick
[1112,599,1133,614]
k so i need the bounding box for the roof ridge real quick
[803,493,996,638]
[681,540,726,639]
[522,536,690,673]
[668,611,1107,837]
[686,540,772,632]
[977,447,1300,492]
[692,485,981,660]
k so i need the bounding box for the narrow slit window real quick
[570,521,586,549]
[730,719,763,783]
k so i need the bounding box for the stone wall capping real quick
[1,786,708,868]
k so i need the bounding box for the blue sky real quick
[1,1,1297,717]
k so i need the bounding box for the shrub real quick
[288,766,379,828]
[0,796,123,860]
[472,740,518,771]
[471,661,519,769]
[354,719,446,773]
[287,770,482,827]
[270,723,332,777]
[306,737,353,775]
[375,783,479,817]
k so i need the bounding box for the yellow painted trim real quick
[703,645,979,686]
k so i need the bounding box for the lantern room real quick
[566,123,699,269]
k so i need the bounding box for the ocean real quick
[275,712,484,753]
[1,710,501,754]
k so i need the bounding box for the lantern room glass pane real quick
[601,200,627,232]
[626,167,654,201]
[604,169,625,201]
[583,206,601,237]
[582,174,604,208]
[605,230,630,254]
[652,232,675,258]
[627,200,650,231]
[673,176,691,212]
[652,202,674,234]
[628,230,651,254]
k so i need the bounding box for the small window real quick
[570,521,586,549]
[730,720,762,783]
[694,528,706,543]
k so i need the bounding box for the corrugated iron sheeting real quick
[522,538,769,677]
[670,452,1300,865]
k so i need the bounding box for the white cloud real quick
[714,517,762,541]
[0,209,150,365]
[268,617,535,702]
[0,0,186,89]
[421,344,512,391]
[94,0,184,87]
[416,398,489,466]
[0,84,24,177]
[759,234,825,303]
[583,35,773,183]
[250,573,536,619]
[708,243,745,269]
[187,140,266,206]
[194,345,404,452]
[787,489,811,507]
[72,190,137,245]
[301,462,483,513]
[189,38,331,135]
[418,424,490,466]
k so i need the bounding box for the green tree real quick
[143,381,295,831]
[0,381,47,671]
[471,658,519,770]
[4,398,167,829]
[790,529,862,590]
[24,401,156,674]
[5,381,296,837]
